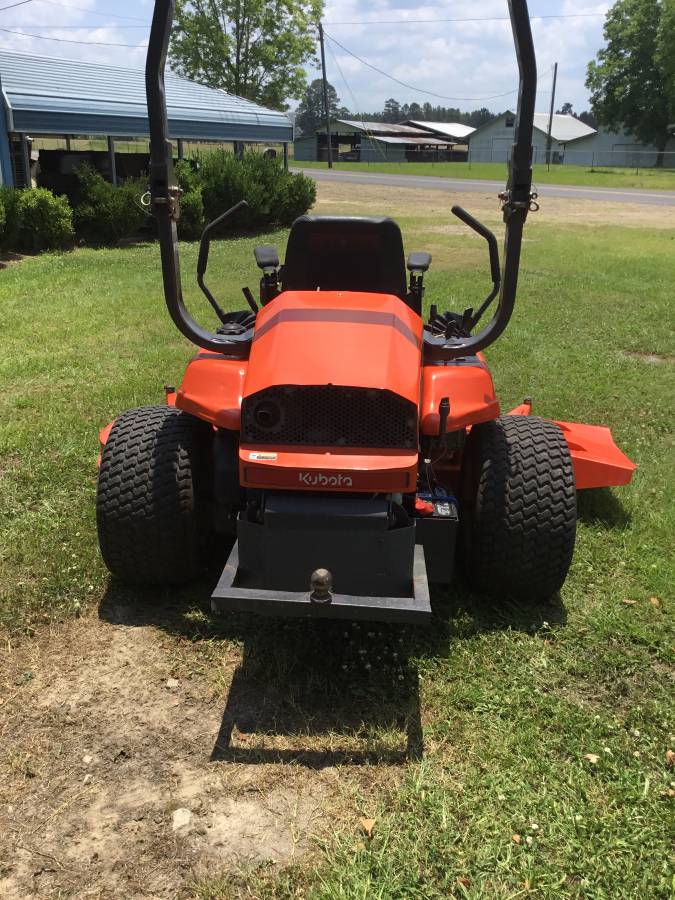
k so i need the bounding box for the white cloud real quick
[318,0,607,115]
[0,0,147,68]
[0,0,607,115]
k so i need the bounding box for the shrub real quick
[174,159,201,194]
[73,164,147,244]
[279,171,316,225]
[178,189,205,241]
[0,185,23,250]
[195,150,314,233]
[13,188,74,252]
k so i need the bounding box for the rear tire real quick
[460,415,576,602]
[97,406,214,585]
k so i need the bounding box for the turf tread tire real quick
[97,406,213,585]
[462,415,576,602]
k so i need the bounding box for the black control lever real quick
[197,200,248,323]
[451,205,501,328]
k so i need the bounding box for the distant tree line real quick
[366,99,496,127]
[294,83,499,135]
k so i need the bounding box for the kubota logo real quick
[298,472,353,487]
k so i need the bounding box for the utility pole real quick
[546,62,558,168]
[318,21,333,169]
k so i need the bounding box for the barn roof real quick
[532,113,596,142]
[0,50,293,142]
[402,120,476,140]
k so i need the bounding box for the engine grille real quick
[242,385,418,450]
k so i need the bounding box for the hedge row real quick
[0,185,74,252]
[0,153,316,252]
[174,151,316,239]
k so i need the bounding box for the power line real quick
[33,0,147,21]
[0,25,145,46]
[325,36,389,162]
[3,22,148,28]
[324,30,549,103]
[325,12,607,26]
[0,0,34,11]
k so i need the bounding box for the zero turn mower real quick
[96,0,635,623]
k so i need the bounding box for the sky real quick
[0,0,610,116]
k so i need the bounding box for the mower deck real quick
[211,543,433,624]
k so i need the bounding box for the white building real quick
[469,110,675,167]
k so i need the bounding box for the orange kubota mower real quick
[96,0,635,623]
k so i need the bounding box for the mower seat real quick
[282,216,413,309]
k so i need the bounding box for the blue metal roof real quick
[0,50,293,142]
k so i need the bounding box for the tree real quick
[295,78,348,135]
[586,0,674,164]
[557,101,575,115]
[383,98,401,123]
[169,0,322,110]
[578,110,597,129]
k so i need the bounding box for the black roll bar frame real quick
[145,0,537,358]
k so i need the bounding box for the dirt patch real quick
[619,350,674,365]
[0,617,338,899]
[0,252,24,270]
[313,181,675,229]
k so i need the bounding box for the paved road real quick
[297,167,675,207]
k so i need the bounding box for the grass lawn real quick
[293,159,675,191]
[0,184,673,898]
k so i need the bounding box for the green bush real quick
[178,189,205,240]
[73,164,147,244]
[0,185,23,250]
[12,188,74,253]
[174,159,201,194]
[279,170,316,225]
[194,150,315,233]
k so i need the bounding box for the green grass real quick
[293,159,675,191]
[0,196,674,897]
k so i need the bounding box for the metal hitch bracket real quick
[211,544,433,625]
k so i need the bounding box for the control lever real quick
[451,205,501,329]
[197,200,248,322]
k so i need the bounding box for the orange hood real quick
[243,290,423,404]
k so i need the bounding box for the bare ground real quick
[0,615,329,897]
[313,181,675,229]
[0,596,417,899]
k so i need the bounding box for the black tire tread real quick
[463,415,576,602]
[96,406,212,585]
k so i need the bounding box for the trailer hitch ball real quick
[310,568,333,604]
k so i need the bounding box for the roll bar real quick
[146,0,251,354]
[145,0,537,357]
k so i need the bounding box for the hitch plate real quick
[211,543,432,624]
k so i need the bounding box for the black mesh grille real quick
[242,385,418,450]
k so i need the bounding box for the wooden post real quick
[545,62,558,168]
[283,142,289,170]
[65,135,72,151]
[20,134,31,187]
[107,136,117,185]
[318,21,333,169]
[177,138,184,160]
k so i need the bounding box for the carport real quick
[0,50,293,187]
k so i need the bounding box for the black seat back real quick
[282,216,409,303]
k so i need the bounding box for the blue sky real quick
[0,0,609,115]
